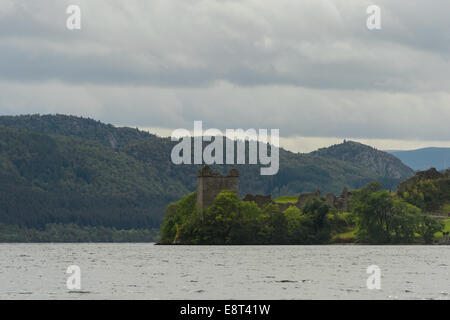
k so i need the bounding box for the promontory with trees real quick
[0,114,448,243]
[160,167,450,245]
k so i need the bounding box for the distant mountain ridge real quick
[0,114,153,148]
[386,147,450,171]
[0,114,415,230]
[311,140,415,180]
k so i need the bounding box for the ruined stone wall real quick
[197,165,239,208]
[196,165,354,212]
[296,190,321,209]
[243,194,273,208]
[325,193,336,206]
[276,203,292,212]
[295,188,351,212]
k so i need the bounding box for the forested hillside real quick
[0,114,152,148]
[398,169,450,214]
[0,125,186,230]
[0,114,415,240]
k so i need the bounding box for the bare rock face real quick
[311,140,415,180]
[108,132,117,149]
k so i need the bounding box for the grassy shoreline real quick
[2,219,448,244]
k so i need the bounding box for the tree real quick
[417,215,444,244]
[228,200,262,244]
[159,192,197,244]
[355,191,395,243]
[199,191,241,244]
[283,206,309,244]
[263,203,288,244]
[350,181,382,210]
[354,183,444,244]
[302,198,332,244]
[389,201,421,243]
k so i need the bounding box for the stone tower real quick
[197,165,239,208]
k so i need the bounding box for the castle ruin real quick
[297,190,322,208]
[196,165,352,212]
[295,188,352,212]
[197,165,239,208]
[242,194,273,208]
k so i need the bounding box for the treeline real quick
[0,125,183,231]
[160,182,444,245]
[398,177,450,213]
[352,182,443,244]
[0,223,159,242]
[0,114,419,242]
[0,114,153,148]
[160,191,341,245]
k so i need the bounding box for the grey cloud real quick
[0,0,449,91]
[0,0,449,145]
[1,81,449,142]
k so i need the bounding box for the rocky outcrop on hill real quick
[398,168,447,193]
[311,140,414,180]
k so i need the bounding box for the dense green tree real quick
[350,181,382,210]
[302,198,332,244]
[399,178,450,213]
[260,203,288,244]
[228,200,263,244]
[159,192,336,245]
[417,215,444,244]
[283,206,309,244]
[354,184,444,244]
[199,191,240,244]
[355,191,395,243]
[160,192,198,244]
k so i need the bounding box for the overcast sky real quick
[1,0,449,152]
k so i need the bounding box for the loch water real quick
[0,244,449,299]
